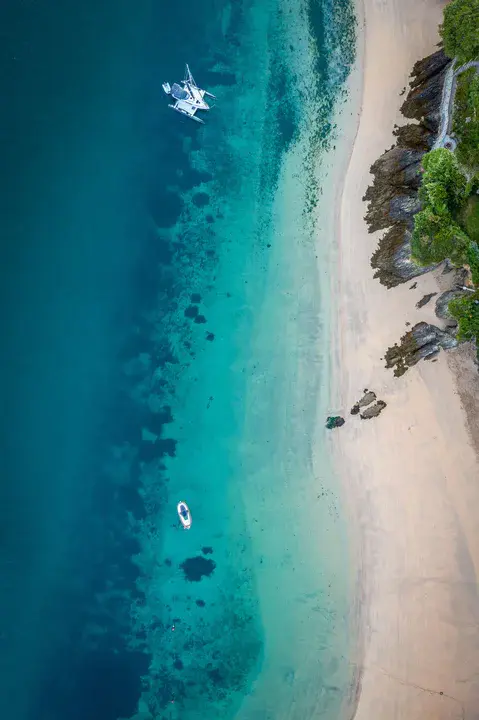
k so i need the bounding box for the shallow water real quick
[0,0,356,718]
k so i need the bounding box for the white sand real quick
[335,1,479,717]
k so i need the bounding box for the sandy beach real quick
[336,1,479,718]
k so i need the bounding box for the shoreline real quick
[334,1,479,718]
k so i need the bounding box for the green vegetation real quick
[409,1,479,349]
[449,292,479,340]
[411,149,470,265]
[453,69,479,170]
[463,195,479,243]
[418,148,468,214]
[467,241,479,283]
[440,0,479,65]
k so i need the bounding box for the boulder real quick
[326,416,345,429]
[416,292,437,309]
[360,400,387,420]
[351,390,377,415]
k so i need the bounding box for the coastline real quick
[335,1,479,718]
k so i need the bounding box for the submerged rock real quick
[385,322,457,377]
[351,390,377,415]
[326,416,345,429]
[360,400,387,420]
[180,556,216,582]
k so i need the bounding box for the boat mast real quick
[185,63,196,88]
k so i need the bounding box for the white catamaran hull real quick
[168,104,204,124]
[163,64,215,125]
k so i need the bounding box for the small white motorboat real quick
[177,501,192,529]
[162,64,216,124]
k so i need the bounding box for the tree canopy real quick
[453,69,479,170]
[412,149,470,266]
[440,0,479,65]
[418,148,467,215]
[411,208,470,265]
[449,293,479,341]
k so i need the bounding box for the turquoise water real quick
[0,0,356,718]
[130,1,357,718]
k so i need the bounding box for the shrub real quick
[418,149,468,214]
[453,69,479,170]
[412,150,471,265]
[440,0,479,65]
[449,292,479,340]
[467,241,479,283]
[412,208,470,265]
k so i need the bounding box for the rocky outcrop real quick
[370,226,436,288]
[400,50,451,132]
[435,266,470,326]
[384,321,458,377]
[326,416,345,429]
[351,390,377,415]
[416,292,437,309]
[360,400,387,420]
[364,50,452,288]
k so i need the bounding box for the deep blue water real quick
[0,0,356,718]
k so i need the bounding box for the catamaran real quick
[177,501,192,529]
[162,65,216,124]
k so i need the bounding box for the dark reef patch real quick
[194,314,207,324]
[190,293,201,303]
[192,192,210,208]
[148,190,184,229]
[138,436,177,463]
[184,305,199,319]
[180,556,216,582]
[201,546,213,555]
[176,168,213,192]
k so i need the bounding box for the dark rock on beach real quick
[326,416,345,429]
[351,390,377,415]
[385,321,457,377]
[416,292,437,309]
[360,400,387,420]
